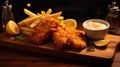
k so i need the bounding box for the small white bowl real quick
[82,19,110,40]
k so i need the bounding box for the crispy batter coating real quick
[29,17,86,49]
[29,18,63,44]
[66,27,86,49]
[52,27,68,49]
[53,27,86,49]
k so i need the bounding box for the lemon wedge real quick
[94,39,110,47]
[63,19,77,28]
[6,20,20,35]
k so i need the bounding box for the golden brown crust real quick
[29,17,86,49]
[53,27,86,49]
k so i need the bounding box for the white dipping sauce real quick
[85,21,108,30]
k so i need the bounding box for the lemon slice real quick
[94,39,110,47]
[6,20,20,35]
[63,19,77,28]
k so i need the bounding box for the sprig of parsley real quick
[15,34,26,41]
[86,38,95,52]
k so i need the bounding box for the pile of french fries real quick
[18,8,64,36]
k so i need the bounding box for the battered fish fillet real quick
[29,17,86,49]
[52,27,68,49]
[52,27,86,49]
[67,28,86,49]
[29,18,63,44]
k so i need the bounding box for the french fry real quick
[18,16,42,27]
[20,26,35,32]
[41,11,46,16]
[21,30,33,36]
[45,8,52,16]
[30,18,42,28]
[23,15,41,26]
[37,13,40,15]
[48,11,62,19]
[18,17,31,26]
[57,16,64,22]
[24,8,37,17]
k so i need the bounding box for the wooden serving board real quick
[0,32,120,64]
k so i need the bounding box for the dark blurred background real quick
[0,0,120,22]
